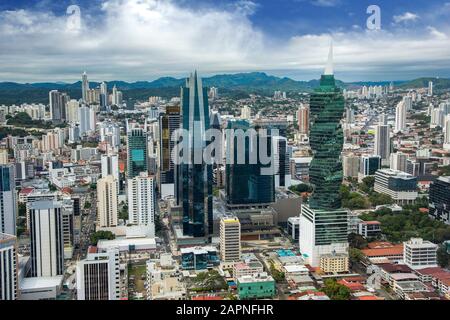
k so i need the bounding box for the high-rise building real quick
[175,72,213,239]
[49,90,70,123]
[428,81,433,96]
[79,105,96,135]
[101,153,119,181]
[100,82,108,110]
[429,176,450,225]
[97,176,118,228]
[444,115,450,150]
[272,136,291,188]
[342,154,360,178]
[360,155,381,177]
[158,105,180,185]
[127,122,148,179]
[299,45,349,268]
[66,99,80,123]
[127,172,156,237]
[374,123,391,164]
[29,200,64,277]
[240,106,252,120]
[308,44,345,210]
[82,71,89,103]
[390,152,408,172]
[220,216,241,263]
[345,107,354,124]
[297,104,309,134]
[99,121,121,149]
[0,233,18,300]
[76,247,120,300]
[0,164,17,236]
[225,119,275,206]
[395,99,407,133]
[0,149,8,165]
[112,85,123,106]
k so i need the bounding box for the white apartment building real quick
[0,233,18,300]
[29,200,64,277]
[76,247,120,300]
[127,172,155,237]
[97,175,119,228]
[404,238,438,270]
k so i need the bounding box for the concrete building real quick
[237,273,275,299]
[404,238,438,270]
[0,164,17,236]
[76,247,120,300]
[343,154,360,179]
[299,205,349,267]
[127,172,156,237]
[395,99,407,133]
[287,216,300,241]
[29,200,64,277]
[374,169,418,204]
[390,152,408,173]
[97,175,119,228]
[0,233,18,300]
[297,104,309,135]
[146,256,186,300]
[319,253,349,273]
[219,216,241,264]
[374,124,391,165]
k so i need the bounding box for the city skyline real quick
[0,0,450,82]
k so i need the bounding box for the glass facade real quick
[127,127,148,179]
[225,120,275,205]
[176,72,213,238]
[308,74,345,210]
[429,177,450,224]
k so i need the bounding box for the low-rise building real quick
[357,221,381,239]
[403,238,438,270]
[374,169,418,205]
[237,273,276,299]
[319,253,349,274]
[180,246,220,271]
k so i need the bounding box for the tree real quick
[349,248,364,265]
[348,233,368,249]
[90,231,115,245]
[322,279,351,300]
[84,201,91,209]
[437,245,449,268]
[369,192,394,207]
[119,204,128,221]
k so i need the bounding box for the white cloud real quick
[393,12,420,24]
[0,0,449,82]
[311,0,340,7]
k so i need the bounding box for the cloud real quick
[0,0,449,82]
[311,0,340,7]
[393,12,420,24]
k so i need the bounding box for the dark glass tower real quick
[225,119,275,205]
[127,122,148,179]
[159,105,180,185]
[176,72,213,238]
[308,46,345,210]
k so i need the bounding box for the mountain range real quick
[0,72,447,105]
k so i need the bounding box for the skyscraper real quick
[395,99,407,133]
[0,164,17,236]
[390,152,408,173]
[374,123,391,164]
[29,200,64,277]
[66,99,80,123]
[97,176,118,228]
[101,153,119,181]
[158,105,180,186]
[79,105,96,135]
[308,44,345,210]
[272,136,291,188]
[428,81,433,96]
[49,90,70,123]
[82,71,89,103]
[297,104,309,135]
[429,176,450,225]
[127,172,156,237]
[175,71,213,239]
[225,119,275,206]
[0,233,18,300]
[219,216,241,263]
[127,122,148,179]
[100,82,108,110]
[299,44,349,268]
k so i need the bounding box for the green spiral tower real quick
[308,44,345,210]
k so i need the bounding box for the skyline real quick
[0,0,449,82]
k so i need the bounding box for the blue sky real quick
[0,0,449,82]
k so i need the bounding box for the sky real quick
[0,0,450,82]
